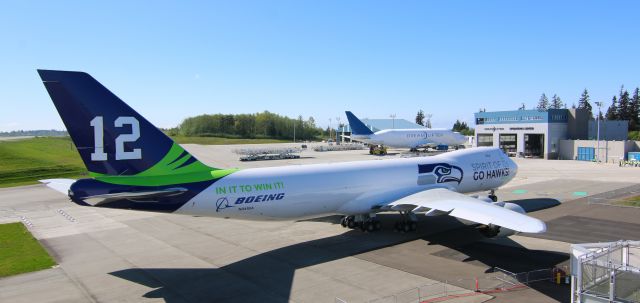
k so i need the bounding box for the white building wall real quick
[558,140,640,162]
[475,123,550,158]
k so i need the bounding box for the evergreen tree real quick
[452,120,470,132]
[551,94,563,109]
[630,88,640,130]
[536,93,549,110]
[452,120,461,131]
[606,96,618,120]
[618,86,630,123]
[415,110,425,126]
[578,89,593,118]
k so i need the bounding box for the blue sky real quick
[1,1,639,131]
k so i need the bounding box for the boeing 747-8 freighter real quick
[39,70,544,236]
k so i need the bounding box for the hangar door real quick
[477,134,493,147]
[524,134,544,158]
[499,134,517,156]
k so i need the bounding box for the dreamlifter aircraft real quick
[345,111,467,150]
[39,70,545,236]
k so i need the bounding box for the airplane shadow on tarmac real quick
[110,199,567,303]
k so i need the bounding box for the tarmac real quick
[1,143,640,303]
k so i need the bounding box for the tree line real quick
[535,87,640,132]
[452,120,474,136]
[535,89,593,112]
[170,111,324,140]
[605,87,640,131]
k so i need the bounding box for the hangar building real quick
[474,108,629,159]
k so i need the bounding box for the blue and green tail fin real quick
[38,70,226,185]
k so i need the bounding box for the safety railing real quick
[356,267,564,303]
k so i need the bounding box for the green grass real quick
[0,222,56,277]
[170,136,290,145]
[0,137,87,187]
[618,195,640,207]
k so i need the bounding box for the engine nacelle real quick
[500,202,526,214]
[471,195,495,203]
[479,202,525,238]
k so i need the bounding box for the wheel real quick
[489,195,498,202]
[359,221,367,231]
[366,222,375,232]
[409,221,417,231]
[374,221,382,231]
[340,217,347,228]
[347,219,356,229]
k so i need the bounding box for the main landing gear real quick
[341,212,419,233]
[341,215,382,232]
[393,211,417,232]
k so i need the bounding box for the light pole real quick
[293,120,296,143]
[328,118,332,142]
[390,114,396,129]
[595,101,602,163]
[335,117,341,143]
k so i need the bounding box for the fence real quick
[232,147,302,161]
[573,241,640,303]
[313,143,366,152]
[356,267,559,303]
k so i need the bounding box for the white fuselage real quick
[177,147,516,220]
[352,128,466,148]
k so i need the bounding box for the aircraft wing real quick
[385,188,546,233]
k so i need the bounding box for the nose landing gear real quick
[488,189,498,202]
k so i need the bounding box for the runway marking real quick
[20,215,34,228]
[512,189,528,194]
[572,191,588,197]
[57,209,77,223]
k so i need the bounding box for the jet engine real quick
[478,202,526,238]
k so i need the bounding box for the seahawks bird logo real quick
[417,163,463,185]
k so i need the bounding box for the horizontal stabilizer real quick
[40,179,75,195]
[83,187,188,205]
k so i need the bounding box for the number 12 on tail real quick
[90,116,142,161]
